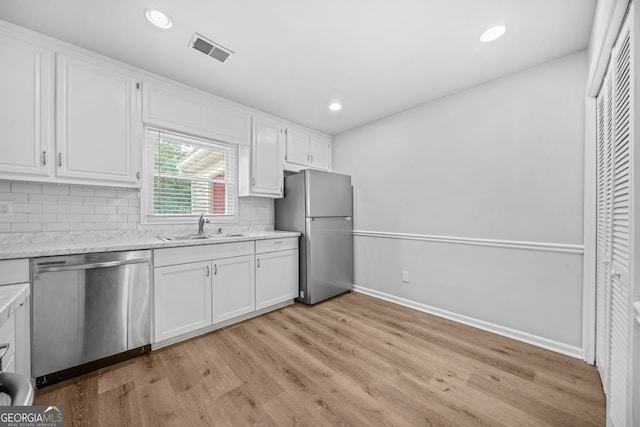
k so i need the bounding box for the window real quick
[143,128,236,222]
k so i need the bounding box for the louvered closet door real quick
[595,65,614,391]
[607,17,633,427]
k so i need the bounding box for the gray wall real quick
[332,51,587,355]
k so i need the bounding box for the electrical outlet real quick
[0,201,13,217]
[402,270,409,283]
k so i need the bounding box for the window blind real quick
[146,128,236,218]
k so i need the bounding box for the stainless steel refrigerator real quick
[275,169,354,304]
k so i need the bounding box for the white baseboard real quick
[353,285,583,360]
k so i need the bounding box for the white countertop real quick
[0,283,30,328]
[0,230,300,260]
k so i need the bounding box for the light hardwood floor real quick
[35,292,606,426]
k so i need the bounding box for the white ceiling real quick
[0,0,596,135]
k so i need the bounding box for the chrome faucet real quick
[198,213,210,235]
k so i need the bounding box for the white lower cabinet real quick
[152,238,298,347]
[0,316,16,375]
[14,296,30,380]
[256,249,298,310]
[0,314,15,406]
[0,259,31,394]
[212,255,255,323]
[154,261,212,342]
[0,293,30,406]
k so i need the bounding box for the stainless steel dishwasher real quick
[32,250,151,388]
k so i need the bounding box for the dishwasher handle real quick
[36,257,149,273]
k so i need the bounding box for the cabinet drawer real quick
[256,237,298,254]
[0,259,29,285]
[154,241,254,267]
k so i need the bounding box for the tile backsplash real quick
[0,181,273,234]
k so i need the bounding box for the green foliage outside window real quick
[153,140,193,215]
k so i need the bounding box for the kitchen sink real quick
[157,234,213,242]
[157,233,246,242]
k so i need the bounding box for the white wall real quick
[333,51,588,356]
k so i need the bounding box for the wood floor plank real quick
[66,373,99,426]
[324,295,537,381]
[97,381,142,427]
[137,378,186,427]
[34,292,606,426]
[236,319,405,426]
[279,303,546,427]
[258,309,498,426]
[182,337,243,396]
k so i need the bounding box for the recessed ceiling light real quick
[145,9,172,29]
[480,25,506,42]
[329,103,342,111]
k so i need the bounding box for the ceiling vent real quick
[189,33,233,62]
[190,33,234,63]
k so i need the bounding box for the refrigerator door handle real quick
[311,217,352,221]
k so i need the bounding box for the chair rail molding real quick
[352,230,584,255]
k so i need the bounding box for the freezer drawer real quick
[303,217,354,304]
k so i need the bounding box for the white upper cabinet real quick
[56,53,141,186]
[285,127,312,166]
[0,32,53,180]
[143,82,250,146]
[284,127,331,172]
[0,21,330,192]
[309,134,331,170]
[239,115,285,197]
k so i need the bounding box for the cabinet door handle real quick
[58,153,62,167]
[136,171,141,180]
[214,264,217,275]
[206,265,210,277]
[310,154,314,163]
[42,151,47,166]
[252,177,255,187]
[307,154,310,161]
[611,269,621,279]
[257,258,260,268]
